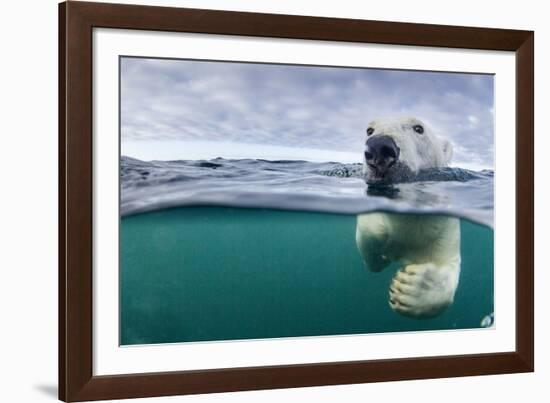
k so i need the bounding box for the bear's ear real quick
[441,139,453,165]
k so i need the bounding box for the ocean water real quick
[120,157,494,345]
[121,156,494,227]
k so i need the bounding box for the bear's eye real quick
[366,127,375,136]
[413,124,424,134]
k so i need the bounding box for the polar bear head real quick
[363,117,453,184]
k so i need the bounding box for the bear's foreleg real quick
[355,213,391,272]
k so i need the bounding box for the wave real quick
[120,156,494,227]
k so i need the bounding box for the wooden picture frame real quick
[59,1,534,401]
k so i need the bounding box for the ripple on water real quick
[120,156,494,228]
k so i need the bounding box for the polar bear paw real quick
[389,263,458,318]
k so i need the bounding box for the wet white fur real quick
[356,117,460,318]
[362,116,453,177]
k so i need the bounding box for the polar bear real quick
[356,117,460,318]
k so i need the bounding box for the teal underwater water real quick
[120,207,493,345]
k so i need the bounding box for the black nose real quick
[365,135,400,168]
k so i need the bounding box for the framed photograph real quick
[59,1,534,401]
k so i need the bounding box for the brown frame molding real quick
[59,1,534,401]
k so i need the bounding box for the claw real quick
[403,265,419,275]
[395,271,413,285]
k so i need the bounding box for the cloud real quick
[121,57,494,167]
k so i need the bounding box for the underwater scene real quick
[120,157,494,345]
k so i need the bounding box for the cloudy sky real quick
[121,57,494,169]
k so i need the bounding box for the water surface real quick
[121,156,494,227]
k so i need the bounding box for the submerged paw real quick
[389,264,455,318]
